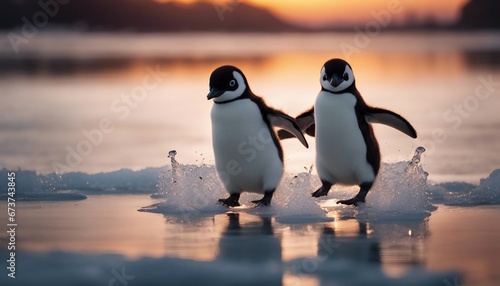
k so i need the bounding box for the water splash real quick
[143,150,226,216]
[168,150,179,174]
[144,154,330,221]
[152,150,180,199]
[274,168,332,223]
[406,146,426,173]
[239,166,332,222]
[356,146,435,220]
[143,147,436,221]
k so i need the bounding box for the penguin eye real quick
[343,73,349,81]
[229,80,236,87]
[322,75,327,81]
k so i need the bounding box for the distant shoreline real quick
[1,0,498,34]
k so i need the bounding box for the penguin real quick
[279,58,417,206]
[208,65,309,207]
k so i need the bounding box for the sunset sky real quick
[166,0,469,26]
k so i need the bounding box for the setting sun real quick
[164,0,469,26]
[254,0,468,25]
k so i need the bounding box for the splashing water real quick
[142,151,226,217]
[405,146,427,174]
[143,151,330,221]
[152,150,180,198]
[168,150,179,174]
[143,147,436,221]
[243,165,332,222]
[273,166,332,223]
[356,146,435,220]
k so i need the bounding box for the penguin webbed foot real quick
[311,188,329,197]
[218,198,241,207]
[311,182,332,197]
[251,198,270,207]
[251,191,274,207]
[336,196,365,207]
[337,185,369,206]
[218,193,241,207]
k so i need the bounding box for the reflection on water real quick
[3,196,500,285]
[159,207,431,285]
[0,195,167,258]
[3,45,500,78]
[318,222,381,264]
[218,213,281,263]
[0,56,270,76]
[217,213,282,286]
[162,215,219,261]
[373,220,428,274]
[0,32,499,182]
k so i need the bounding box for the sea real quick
[0,32,499,285]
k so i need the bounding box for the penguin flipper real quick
[267,111,309,148]
[296,107,316,137]
[365,107,417,138]
[276,107,315,140]
[277,129,295,139]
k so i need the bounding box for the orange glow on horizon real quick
[159,0,469,26]
[250,0,469,26]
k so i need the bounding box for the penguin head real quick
[207,65,248,103]
[320,58,355,93]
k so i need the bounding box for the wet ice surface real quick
[0,202,462,286]
[3,200,499,285]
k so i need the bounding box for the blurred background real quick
[1,0,499,183]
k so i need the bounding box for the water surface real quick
[1,195,499,285]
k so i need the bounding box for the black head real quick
[320,58,355,93]
[207,65,249,103]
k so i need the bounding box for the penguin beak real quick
[330,75,343,87]
[207,88,224,100]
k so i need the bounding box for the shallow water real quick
[0,195,499,285]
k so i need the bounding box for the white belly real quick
[315,91,375,185]
[211,99,283,194]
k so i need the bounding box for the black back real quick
[352,89,381,175]
[249,95,285,164]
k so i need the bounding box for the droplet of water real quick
[412,146,426,164]
[406,146,426,173]
[168,150,177,158]
[168,150,179,172]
